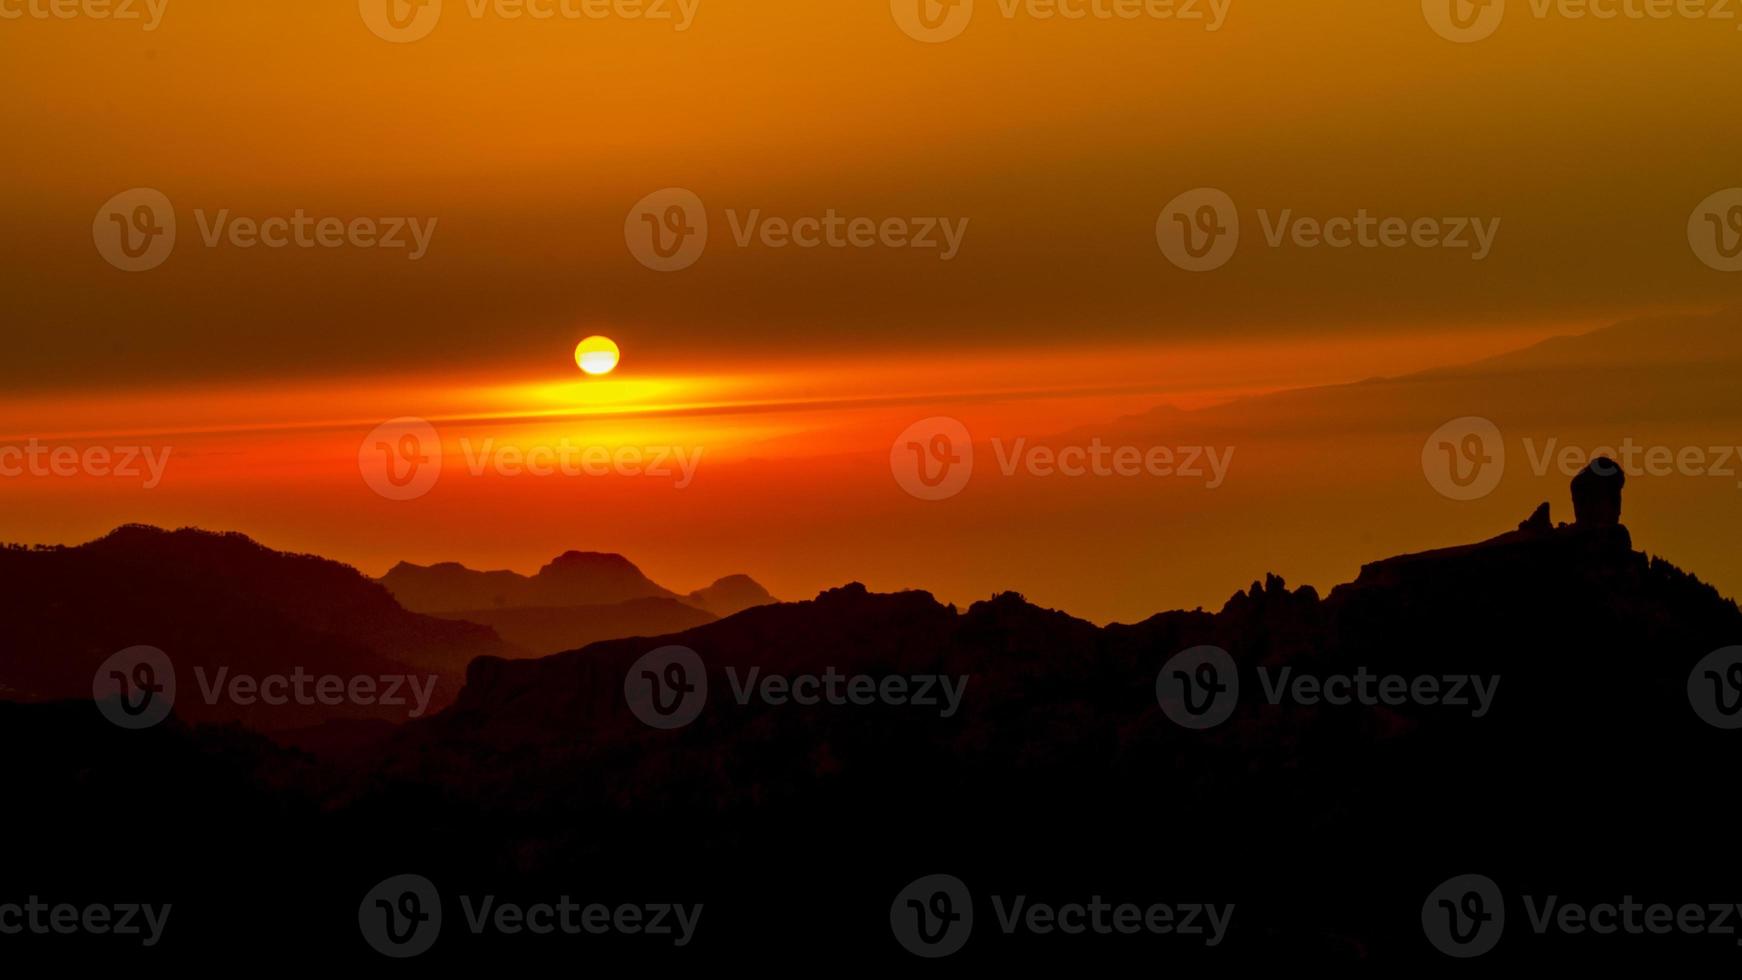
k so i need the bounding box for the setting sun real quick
[575,336,621,377]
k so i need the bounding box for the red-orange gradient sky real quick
[3,2,1741,620]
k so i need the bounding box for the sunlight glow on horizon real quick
[0,325,1577,446]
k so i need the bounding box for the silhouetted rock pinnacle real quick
[1572,456,1625,528]
[1519,501,1553,532]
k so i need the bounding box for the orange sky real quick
[6,311,1737,624]
[6,1,1742,387]
[3,2,1741,620]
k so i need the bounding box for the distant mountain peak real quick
[686,574,776,618]
[538,550,651,581]
[0,524,521,729]
[544,549,639,568]
[381,550,774,620]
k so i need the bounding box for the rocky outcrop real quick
[1572,455,1626,528]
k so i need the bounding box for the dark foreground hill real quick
[434,596,718,657]
[0,525,524,728]
[4,482,1740,966]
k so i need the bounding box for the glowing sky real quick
[3,1,1740,620]
[5,1,1741,387]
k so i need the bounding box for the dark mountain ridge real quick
[5,473,1740,965]
[0,525,524,728]
[380,550,774,617]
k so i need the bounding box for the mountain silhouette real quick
[0,525,524,729]
[382,550,774,613]
[382,551,677,611]
[4,473,1739,966]
[1008,307,1742,622]
[684,573,778,618]
[439,596,717,657]
[380,551,775,654]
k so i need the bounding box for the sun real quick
[575,336,621,376]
